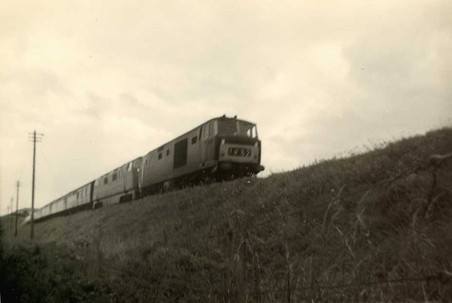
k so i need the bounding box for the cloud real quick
[1,0,451,212]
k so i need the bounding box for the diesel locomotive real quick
[25,115,264,222]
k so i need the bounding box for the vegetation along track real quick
[1,127,452,302]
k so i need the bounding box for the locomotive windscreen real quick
[217,119,257,138]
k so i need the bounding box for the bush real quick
[0,243,111,303]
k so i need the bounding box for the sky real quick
[1,0,451,214]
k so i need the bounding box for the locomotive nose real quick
[219,143,258,162]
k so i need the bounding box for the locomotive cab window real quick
[216,119,258,138]
[237,121,257,138]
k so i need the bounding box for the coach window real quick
[166,149,170,156]
[128,162,133,171]
[112,172,117,181]
[191,136,197,144]
[104,176,108,185]
[158,153,162,160]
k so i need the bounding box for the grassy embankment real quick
[2,127,452,302]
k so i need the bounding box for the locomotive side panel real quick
[173,138,188,168]
[200,120,218,168]
[132,158,142,198]
[141,127,203,191]
[172,128,204,178]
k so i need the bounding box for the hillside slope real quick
[5,127,452,302]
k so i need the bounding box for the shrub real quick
[0,243,111,303]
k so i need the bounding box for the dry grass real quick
[3,127,452,302]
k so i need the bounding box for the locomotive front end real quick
[215,117,264,177]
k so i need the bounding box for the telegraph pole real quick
[7,205,10,233]
[29,130,43,240]
[15,180,20,237]
[10,197,14,233]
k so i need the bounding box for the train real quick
[24,115,264,223]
